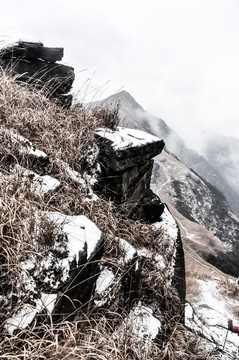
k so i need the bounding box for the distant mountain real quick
[93,91,239,275]
[204,133,239,201]
[95,90,239,217]
[152,149,239,276]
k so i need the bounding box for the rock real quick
[94,127,165,172]
[95,127,165,222]
[1,41,64,62]
[0,41,75,108]
[0,127,50,174]
[3,212,104,333]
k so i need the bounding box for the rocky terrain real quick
[93,91,239,276]
[92,90,239,359]
[97,91,239,217]
[0,42,213,360]
[1,41,239,359]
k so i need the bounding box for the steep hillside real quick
[158,200,239,359]
[90,91,239,358]
[94,91,239,275]
[0,61,217,359]
[152,150,239,276]
[95,91,239,217]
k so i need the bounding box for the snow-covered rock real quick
[186,278,239,359]
[95,126,165,222]
[3,212,104,334]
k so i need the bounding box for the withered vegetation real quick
[0,67,214,359]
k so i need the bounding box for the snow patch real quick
[95,268,115,294]
[186,279,239,359]
[154,206,178,241]
[47,212,102,261]
[14,165,61,195]
[5,293,57,335]
[10,130,48,159]
[94,268,115,307]
[122,301,161,339]
[119,238,137,263]
[95,127,162,150]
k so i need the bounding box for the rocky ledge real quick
[0,41,75,107]
[95,127,165,222]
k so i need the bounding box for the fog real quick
[1,0,239,153]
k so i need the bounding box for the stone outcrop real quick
[0,54,186,356]
[94,127,165,222]
[0,41,75,107]
[0,125,185,339]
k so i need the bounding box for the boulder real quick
[95,127,165,221]
[0,41,75,108]
[1,41,64,62]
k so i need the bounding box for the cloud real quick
[1,0,239,153]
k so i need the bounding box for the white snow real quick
[94,268,115,306]
[95,268,115,294]
[65,165,99,202]
[5,293,57,335]
[186,278,239,359]
[118,238,165,269]
[14,165,60,195]
[95,127,162,150]
[5,212,102,335]
[47,212,102,261]
[122,301,161,340]
[119,238,137,263]
[10,130,48,159]
[138,248,166,269]
[154,206,178,241]
[66,166,86,186]
[38,175,61,194]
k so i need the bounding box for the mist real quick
[1,0,239,155]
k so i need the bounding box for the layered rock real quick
[0,124,185,342]
[0,41,75,107]
[94,127,165,222]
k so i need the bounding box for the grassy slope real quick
[0,70,214,359]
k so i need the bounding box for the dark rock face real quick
[52,235,104,323]
[1,41,63,62]
[0,125,186,346]
[94,127,165,222]
[0,41,75,108]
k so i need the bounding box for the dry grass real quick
[0,68,215,359]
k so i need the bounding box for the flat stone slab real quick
[1,41,64,62]
[95,127,165,171]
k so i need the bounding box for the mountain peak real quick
[101,90,145,112]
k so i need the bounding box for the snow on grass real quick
[12,165,61,195]
[5,293,57,335]
[121,301,161,340]
[5,212,102,335]
[95,268,115,294]
[153,206,178,278]
[95,127,162,150]
[118,238,165,269]
[186,278,239,359]
[119,238,137,263]
[47,212,102,261]
[39,175,61,193]
[154,205,178,241]
[9,129,48,159]
[65,164,98,202]
[94,268,115,307]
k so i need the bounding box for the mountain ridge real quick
[94,90,239,217]
[92,90,239,276]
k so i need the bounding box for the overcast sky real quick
[1,0,239,152]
